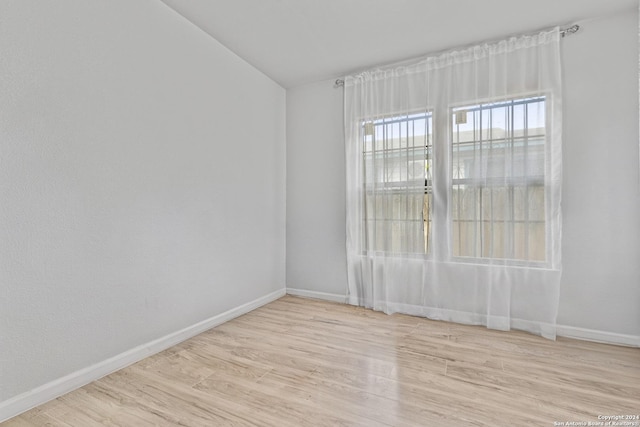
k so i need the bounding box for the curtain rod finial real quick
[561,24,580,37]
[335,79,345,88]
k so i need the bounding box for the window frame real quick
[446,93,553,268]
[357,91,556,269]
[360,109,434,258]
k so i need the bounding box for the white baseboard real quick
[287,289,639,347]
[286,288,347,304]
[556,325,640,347]
[3,288,636,423]
[0,288,286,423]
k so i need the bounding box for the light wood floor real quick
[4,296,639,426]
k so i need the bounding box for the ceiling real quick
[159,0,636,88]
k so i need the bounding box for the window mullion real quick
[432,104,451,262]
[523,102,530,261]
[509,101,515,260]
[488,107,494,260]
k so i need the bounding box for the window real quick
[361,96,549,264]
[362,112,432,254]
[451,96,547,263]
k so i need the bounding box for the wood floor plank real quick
[99,368,263,427]
[3,295,639,426]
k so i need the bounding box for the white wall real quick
[0,0,285,404]
[286,82,347,298]
[286,9,640,341]
[560,10,639,338]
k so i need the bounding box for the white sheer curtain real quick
[344,28,563,339]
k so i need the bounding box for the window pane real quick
[451,97,546,262]
[362,112,432,254]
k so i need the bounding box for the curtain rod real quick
[334,24,580,88]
